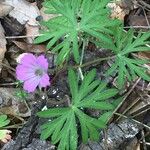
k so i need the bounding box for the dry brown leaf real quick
[13,41,46,53]
[3,0,41,43]
[4,0,40,26]
[138,52,150,74]
[128,15,150,27]
[107,1,130,20]
[138,52,150,60]
[0,22,7,73]
[0,3,13,17]
[25,24,39,43]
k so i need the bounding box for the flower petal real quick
[16,65,35,81]
[37,55,48,70]
[39,74,50,87]
[23,77,40,93]
[20,53,37,67]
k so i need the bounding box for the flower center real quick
[35,69,43,76]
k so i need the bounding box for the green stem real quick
[51,55,115,83]
[78,39,87,80]
[74,55,115,69]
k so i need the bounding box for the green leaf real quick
[35,0,119,65]
[68,69,78,104]
[34,31,53,44]
[99,111,112,124]
[0,115,10,128]
[79,101,114,110]
[38,69,118,149]
[117,57,126,88]
[105,60,118,76]
[104,27,150,88]
[37,108,71,118]
[80,88,118,103]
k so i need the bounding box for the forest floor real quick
[0,0,150,150]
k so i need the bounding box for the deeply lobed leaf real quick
[35,0,119,65]
[96,28,150,88]
[38,69,118,149]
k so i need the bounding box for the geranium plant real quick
[15,0,150,150]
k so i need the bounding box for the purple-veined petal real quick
[16,65,36,81]
[23,76,40,93]
[39,74,50,87]
[20,53,37,67]
[37,55,48,70]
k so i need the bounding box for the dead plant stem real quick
[0,62,16,72]
[114,112,150,130]
[109,78,141,123]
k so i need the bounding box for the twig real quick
[3,123,25,129]
[114,112,150,130]
[139,0,150,10]
[103,129,109,150]
[141,130,147,150]
[124,26,150,29]
[5,34,42,39]
[121,97,140,116]
[132,107,150,118]
[0,82,18,86]
[141,5,150,27]
[140,142,150,146]
[0,62,16,72]
[109,78,141,123]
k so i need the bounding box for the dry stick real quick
[120,97,141,116]
[110,77,141,123]
[137,4,150,12]
[141,130,147,150]
[124,26,150,29]
[0,62,16,79]
[140,142,150,146]
[0,62,16,72]
[5,34,42,39]
[139,0,150,10]
[0,82,18,86]
[114,112,150,130]
[142,5,150,27]
[103,129,109,150]
[132,107,150,118]
[3,123,25,129]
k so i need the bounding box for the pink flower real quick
[16,53,50,93]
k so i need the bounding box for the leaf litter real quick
[0,0,150,149]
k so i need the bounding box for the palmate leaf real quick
[96,28,150,88]
[38,69,118,150]
[34,0,119,65]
